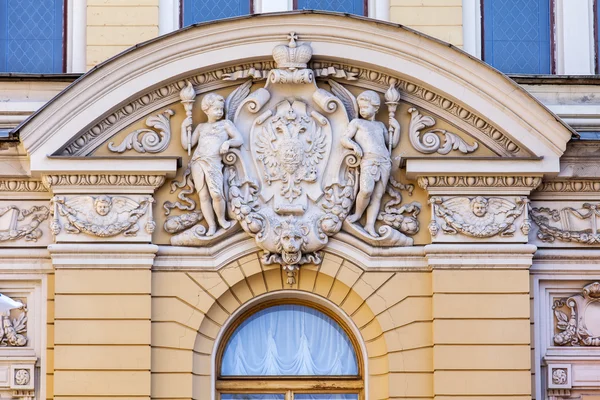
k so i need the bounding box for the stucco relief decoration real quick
[429,196,529,238]
[163,33,421,283]
[552,369,568,385]
[108,109,174,153]
[50,195,155,237]
[530,203,600,244]
[0,206,49,242]
[0,294,27,347]
[407,107,478,155]
[553,282,600,346]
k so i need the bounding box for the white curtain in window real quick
[221,305,358,376]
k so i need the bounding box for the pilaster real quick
[427,244,536,400]
[49,243,157,400]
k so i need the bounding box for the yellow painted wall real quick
[52,268,152,399]
[389,0,463,48]
[83,1,463,69]
[47,250,532,399]
[86,0,159,70]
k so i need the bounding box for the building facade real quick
[1,2,600,400]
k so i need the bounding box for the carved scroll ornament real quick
[530,203,600,244]
[51,195,155,237]
[163,33,421,283]
[553,282,600,346]
[408,107,478,155]
[429,196,529,238]
[108,109,174,153]
[0,206,49,242]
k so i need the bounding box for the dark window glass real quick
[0,0,64,73]
[483,0,551,74]
[295,0,365,16]
[182,0,251,26]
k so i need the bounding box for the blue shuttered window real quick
[0,0,64,73]
[296,0,365,15]
[182,0,251,26]
[483,0,551,74]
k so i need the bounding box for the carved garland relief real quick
[428,196,530,239]
[553,282,600,346]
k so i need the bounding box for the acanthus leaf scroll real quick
[163,33,422,283]
[553,282,600,346]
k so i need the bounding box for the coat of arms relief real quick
[163,33,424,282]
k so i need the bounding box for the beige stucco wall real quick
[44,250,532,400]
[389,0,463,47]
[87,0,159,70]
[83,0,464,69]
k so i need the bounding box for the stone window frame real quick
[214,298,365,400]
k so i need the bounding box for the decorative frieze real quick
[418,175,542,190]
[0,181,46,194]
[51,195,155,242]
[42,174,165,190]
[529,201,600,246]
[0,206,49,243]
[428,196,529,242]
[536,180,600,193]
[553,282,600,346]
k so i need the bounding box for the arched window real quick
[217,302,363,400]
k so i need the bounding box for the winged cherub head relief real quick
[94,196,113,216]
[470,196,489,218]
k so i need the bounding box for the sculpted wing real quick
[225,80,253,121]
[328,79,358,121]
[65,196,95,215]
[487,198,517,215]
[255,125,279,169]
[111,196,141,213]
[303,126,327,167]
[440,197,478,224]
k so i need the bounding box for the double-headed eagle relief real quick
[164,33,421,282]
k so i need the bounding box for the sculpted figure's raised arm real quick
[180,93,244,236]
[341,90,401,237]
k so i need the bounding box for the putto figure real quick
[341,90,401,236]
[181,93,244,236]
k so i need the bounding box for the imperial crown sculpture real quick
[162,33,421,283]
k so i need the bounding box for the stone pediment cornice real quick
[55,59,528,159]
[15,13,572,171]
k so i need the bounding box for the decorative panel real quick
[295,0,365,16]
[0,0,64,73]
[182,0,251,26]
[483,0,551,74]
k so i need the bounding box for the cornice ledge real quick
[425,243,537,269]
[531,179,600,200]
[326,235,427,271]
[0,248,52,272]
[49,243,158,268]
[417,175,543,195]
[0,179,49,200]
[155,235,259,270]
[42,173,166,194]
